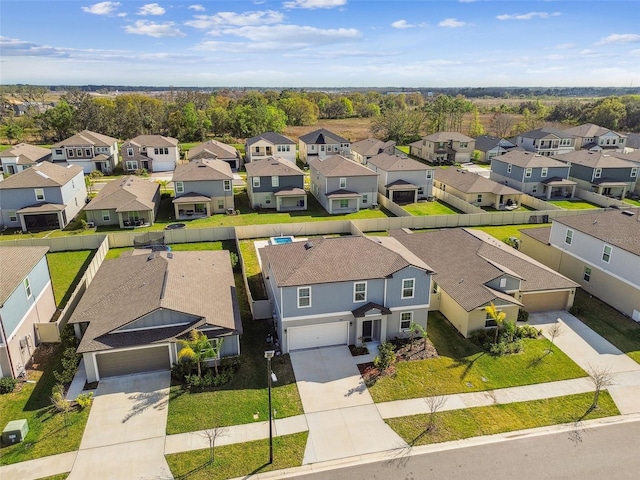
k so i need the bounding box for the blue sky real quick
[1,0,639,87]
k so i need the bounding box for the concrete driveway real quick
[68,371,172,480]
[290,346,407,465]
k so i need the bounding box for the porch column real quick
[413,190,418,203]
[570,185,576,198]
[19,215,27,233]
[621,186,627,199]
[173,204,180,220]
[547,187,552,200]
[58,211,65,229]
[118,213,124,228]
[206,203,211,217]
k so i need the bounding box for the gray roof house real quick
[245,132,296,164]
[392,228,578,338]
[298,128,351,164]
[366,153,434,204]
[514,127,576,156]
[309,155,379,214]
[350,138,397,165]
[172,159,234,219]
[51,130,119,174]
[245,157,307,211]
[563,123,626,152]
[0,162,86,232]
[409,132,475,165]
[0,143,51,175]
[490,149,577,199]
[69,250,242,382]
[83,175,160,228]
[473,135,516,163]
[188,140,243,171]
[0,246,56,379]
[121,135,180,173]
[259,235,434,352]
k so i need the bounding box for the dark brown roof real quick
[552,150,637,169]
[495,149,569,168]
[84,175,159,212]
[245,157,304,176]
[299,128,349,144]
[52,129,118,148]
[0,246,49,306]
[435,167,522,195]
[424,132,474,142]
[0,162,83,189]
[129,135,178,147]
[173,159,233,182]
[246,132,295,146]
[520,226,551,245]
[188,140,239,160]
[367,153,433,172]
[309,155,378,177]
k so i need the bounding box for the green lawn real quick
[623,198,640,207]
[549,199,600,210]
[404,200,463,216]
[35,475,69,480]
[572,290,640,364]
[238,239,267,300]
[481,204,535,212]
[367,312,586,402]
[46,250,94,308]
[470,223,552,244]
[0,346,90,465]
[387,392,618,446]
[166,432,307,480]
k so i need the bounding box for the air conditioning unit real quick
[2,419,29,445]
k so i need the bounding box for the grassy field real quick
[166,432,307,480]
[367,312,586,402]
[46,250,94,307]
[470,223,552,243]
[35,475,69,480]
[403,200,463,216]
[549,199,600,210]
[572,290,640,364]
[238,239,267,301]
[387,392,618,447]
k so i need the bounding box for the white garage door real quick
[288,322,349,351]
[96,345,170,379]
[152,161,175,172]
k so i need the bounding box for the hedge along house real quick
[172,159,234,219]
[69,250,242,382]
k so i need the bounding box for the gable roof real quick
[0,162,83,190]
[435,168,521,195]
[625,133,640,150]
[244,157,304,177]
[52,129,118,148]
[517,127,574,140]
[188,140,239,160]
[473,135,516,152]
[351,138,396,157]
[309,155,378,177]
[259,235,432,288]
[552,150,637,169]
[392,228,577,312]
[0,246,49,307]
[84,175,159,212]
[552,210,640,257]
[0,143,51,165]
[128,135,179,148]
[563,123,624,138]
[494,149,569,168]
[299,128,349,145]
[246,132,295,146]
[367,153,433,172]
[424,132,474,143]
[173,159,233,182]
[70,250,242,353]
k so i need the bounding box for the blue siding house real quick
[245,157,307,211]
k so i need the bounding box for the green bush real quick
[490,338,524,356]
[569,305,583,316]
[374,342,396,371]
[89,170,104,178]
[517,310,530,322]
[0,376,17,394]
[54,347,81,385]
[76,392,94,409]
[185,367,234,389]
[517,324,541,339]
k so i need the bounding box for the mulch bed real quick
[358,338,438,384]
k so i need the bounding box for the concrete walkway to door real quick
[290,346,407,464]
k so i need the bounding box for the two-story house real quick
[473,135,516,163]
[409,132,475,164]
[245,157,307,211]
[514,127,575,156]
[188,140,243,171]
[50,130,119,174]
[245,132,296,164]
[259,235,434,353]
[309,155,378,214]
[366,153,434,204]
[0,143,51,175]
[0,162,86,231]
[551,150,638,199]
[172,159,234,219]
[350,138,397,165]
[563,123,626,152]
[520,210,640,321]
[490,150,576,199]
[434,168,523,210]
[0,246,57,378]
[121,135,180,173]
[298,128,351,164]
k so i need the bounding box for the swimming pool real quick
[270,236,294,245]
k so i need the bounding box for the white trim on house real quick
[282,310,353,322]
[91,343,172,381]
[389,304,430,312]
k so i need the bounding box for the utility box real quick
[2,419,29,445]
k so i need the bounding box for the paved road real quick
[287,418,640,480]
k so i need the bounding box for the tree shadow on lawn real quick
[57,250,96,309]
[448,352,486,381]
[527,350,552,369]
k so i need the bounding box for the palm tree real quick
[485,302,506,344]
[177,330,217,378]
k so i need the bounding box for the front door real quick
[362,320,373,341]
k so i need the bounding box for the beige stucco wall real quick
[520,235,562,271]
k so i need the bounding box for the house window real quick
[24,277,32,299]
[400,312,413,331]
[297,287,311,308]
[459,142,468,149]
[602,244,612,263]
[102,210,110,221]
[507,164,512,174]
[339,177,347,189]
[594,168,602,179]
[252,177,260,188]
[583,267,592,282]
[127,148,134,156]
[541,167,548,178]
[68,149,75,158]
[402,278,415,299]
[354,282,367,302]
[85,148,92,157]
[525,168,532,178]
[362,194,368,204]
[175,181,184,194]
[320,145,325,152]
[76,148,82,157]
[565,228,573,245]
[55,149,63,155]
[485,311,498,328]
[476,194,482,203]
[499,278,507,288]
[426,170,433,179]
[218,200,224,209]
[223,180,231,191]
[271,176,279,187]
[9,211,17,222]
[560,138,571,146]
[339,199,349,208]
[154,148,159,155]
[125,161,137,171]
[532,185,538,194]
[632,168,638,178]
[265,195,271,205]
[35,188,45,201]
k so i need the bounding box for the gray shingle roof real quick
[424,132,474,142]
[520,226,551,245]
[52,129,118,148]
[351,138,395,157]
[518,127,574,140]
[0,246,49,307]
[299,128,349,145]
[173,159,233,182]
[129,135,178,147]
[552,150,637,169]
[188,140,239,161]
[367,153,433,172]
[309,155,378,177]
[495,149,569,168]
[244,157,304,177]
[435,168,522,195]
[84,175,159,212]
[0,162,83,189]
[473,135,516,152]
[563,123,623,138]
[246,132,295,146]
[0,143,51,165]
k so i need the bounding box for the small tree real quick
[51,384,72,426]
[425,395,447,433]
[157,179,169,195]
[177,330,216,378]
[485,303,506,344]
[409,322,427,351]
[547,321,563,353]
[587,366,614,413]
[200,424,229,464]
[374,342,396,373]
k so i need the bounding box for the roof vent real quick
[621,210,635,217]
[167,252,173,259]
[147,252,157,261]
[304,241,313,250]
[36,170,50,179]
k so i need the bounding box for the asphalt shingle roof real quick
[518,127,574,140]
[0,162,83,189]
[0,246,49,307]
[129,135,178,147]
[0,143,51,165]
[188,140,239,160]
[424,132,474,143]
[299,128,349,145]
[52,129,118,148]
[552,150,637,169]
[244,157,304,176]
[563,123,623,138]
[351,138,396,157]
[367,153,433,172]
[246,132,295,146]
[84,175,159,212]
[495,149,569,168]
[309,155,378,177]
[173,159,233,182]
[473,135,516,152]
[435,168,521,195]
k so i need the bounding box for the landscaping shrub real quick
[171,361,193,381]
[374,342,396,372]
[490,338,524,356]
[517,324,541,339]
[89,170,104,179]
[569,305,583,316]
[76,392,94,409]
[185,367,234,390]
[0,376,17,394]
[54,347,81,385]
[517,310,530,322]
[470,328,495,350]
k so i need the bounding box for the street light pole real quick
[264,350,275,464]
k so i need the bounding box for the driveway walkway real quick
[290,346,407,464]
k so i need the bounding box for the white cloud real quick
[391,20,426,29]
[595,33,640,46]
[282,0,347,9]
[188,4,205,12]
[124,20,185,37]
[0,36,70,57]
[438,18,466,28]
[554,43,576,50]
[630,49,640,57]
[138,3,165,16]
[186,10,284,29]
[81,2,120,15]
[496,12,561,21]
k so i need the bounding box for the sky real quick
[1,0,640,88]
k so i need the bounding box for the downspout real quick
[0,313,17,379]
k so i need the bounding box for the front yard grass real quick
[623,197,640,207]
[46,250,94,308]
[387,392,618,446]
[166,432,307,480]
[404,200,463,216]
[367,312,586,403]
[0,345,90,465]
[470,223,552,243]
[548,199,600,210]
[572,290,640,364]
